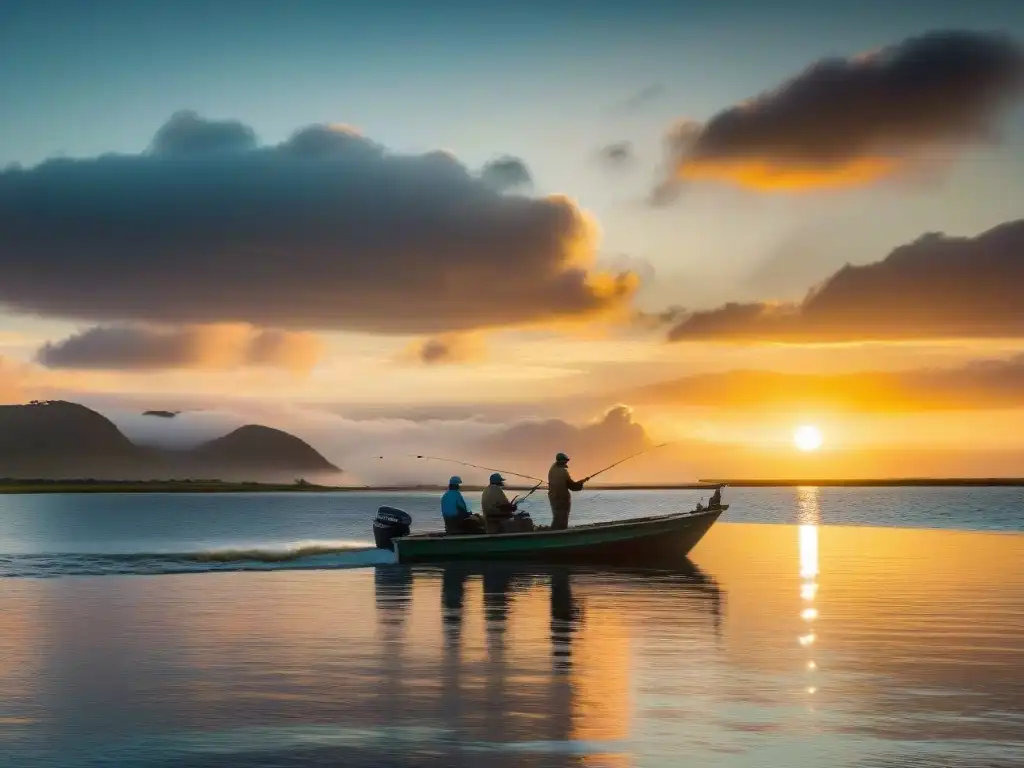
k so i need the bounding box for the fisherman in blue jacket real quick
[441,476,485,534]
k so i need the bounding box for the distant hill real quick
[190,425,339,474]
[0,401,144,478]
[0,400,340,481]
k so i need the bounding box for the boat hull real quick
[392,506,724,565]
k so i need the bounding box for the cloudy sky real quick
[3,0,1024,480]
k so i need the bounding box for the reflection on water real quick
[1,525,1023,767]
[798,487,820,700]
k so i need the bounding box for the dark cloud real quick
[0,114,635,335]
[658,30,1024,193]
[479,155,533,191]
[150,110,257,155]
[405,334,486,366]
[628,355,1024,413]
[668,219,1024,342]
[36,324,322,372]
[280,123,375,159]
[598,141,634,166]
[143,410,180,418]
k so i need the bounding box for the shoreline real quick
[697,478,1024,487]
[0,481,722,494]
[0,480,355,494]
[2,478,1024,493]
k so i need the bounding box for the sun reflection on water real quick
[797,486,820,700]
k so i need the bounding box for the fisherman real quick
[441,476,484,534]
[481,472,518,533]
[548,452,588,531]
[709,487,722,508]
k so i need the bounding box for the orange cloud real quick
[625,356,1024,415]
[676,156,898,192]
[655,30,1024,195]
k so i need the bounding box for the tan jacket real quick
[547,462,584,504]
[481,483,515,520]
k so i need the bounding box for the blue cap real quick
[556,452,569,462]
[449,476,462,486]
[489,472,505,485]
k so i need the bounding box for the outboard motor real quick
[373,505,412,550]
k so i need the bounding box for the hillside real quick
[190,425,340,473]
[0,400,145,477]
[0,400,340,480]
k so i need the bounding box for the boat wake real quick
[1,540,396,578]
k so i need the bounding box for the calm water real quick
[1,488,1023,767]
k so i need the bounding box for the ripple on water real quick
[0,501,1023,767]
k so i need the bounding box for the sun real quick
[794,424,824,452]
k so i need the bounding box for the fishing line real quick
[376,453,543,483]
[582,441,676,482]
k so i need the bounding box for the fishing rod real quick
[510,478,545,506]
[380,453,544,483]
[582,441,676,483]
[518,441,676,506]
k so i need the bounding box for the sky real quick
[3,0,1024,480]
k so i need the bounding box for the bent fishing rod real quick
[510,478,545,507]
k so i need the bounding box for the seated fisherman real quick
[441,476,484,534]
[481,473,518,533]
[709,487,722,508]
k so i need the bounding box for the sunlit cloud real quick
[667,219,1024,344]
[655,30,1024,196]
[626,351,1024,414]
[0,112,637,336]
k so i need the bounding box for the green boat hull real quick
[392,506,725,564]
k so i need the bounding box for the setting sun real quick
[794,425,824,452]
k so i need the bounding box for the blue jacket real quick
[441,488,470,519]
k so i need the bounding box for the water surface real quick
[1,486,1022,578]
[1,487,1022,766]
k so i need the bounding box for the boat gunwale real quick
[395,505,727,548]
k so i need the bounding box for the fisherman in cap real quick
[481,472,519,534]
[441,475,484,534]
[547,452,588,530]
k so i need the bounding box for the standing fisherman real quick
[547,453,589,531]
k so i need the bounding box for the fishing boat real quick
[373,504,726,565]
